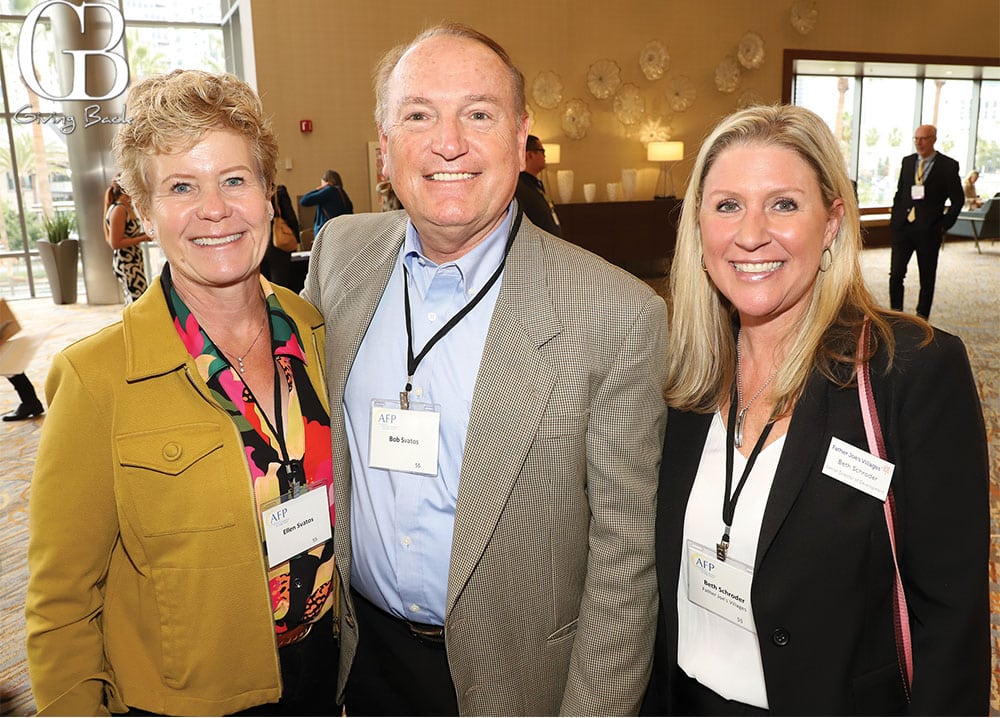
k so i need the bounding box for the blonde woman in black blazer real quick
[646,105,989,716]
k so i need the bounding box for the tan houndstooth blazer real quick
[302,207,668,716]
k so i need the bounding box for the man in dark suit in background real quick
[514,134,562,236]
[888,124,964,318]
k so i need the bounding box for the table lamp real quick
[647,141,684,199]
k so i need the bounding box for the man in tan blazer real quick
[302,23,667,716]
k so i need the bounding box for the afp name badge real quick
[369,399,440,476]
[822,436,894,501]
[686,541,754,631]
[261,485,332,568]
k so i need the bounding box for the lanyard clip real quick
[400,376,413,410]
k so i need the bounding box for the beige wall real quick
[250,0,999,212]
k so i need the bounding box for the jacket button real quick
[162,442,182,461]
[293,577,304,589]
[771,628,790,646]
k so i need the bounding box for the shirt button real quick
[413,386,423,398]
[771,628,790,646]
[401,536,412,547]
[409,603,421,614]
[293,577,304,589]
[427,312,438,322]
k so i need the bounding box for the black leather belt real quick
[352,588,445,646]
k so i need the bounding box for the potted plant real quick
[37,210,79,304]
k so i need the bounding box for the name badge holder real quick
[368,399,441,476]
[261,479,333,568]
[687,540,755,631]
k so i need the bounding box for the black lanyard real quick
[717,382,774,562]
[399,209,522,409]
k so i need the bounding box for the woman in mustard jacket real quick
[26,71,338,716]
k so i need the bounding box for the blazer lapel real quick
[446,224,562,612]
[755,372,829,567]
[327,215,406,587]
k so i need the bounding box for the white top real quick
[676,411,786,709]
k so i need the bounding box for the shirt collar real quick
[160,264,307,381]
[402,202,515,297]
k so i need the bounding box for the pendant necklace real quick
[222,315,267,375]
[734,330,778,449]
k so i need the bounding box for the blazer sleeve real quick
[940,158,965,231]
[560,292,668,716]
[885,330,990,714]
[890,156,913,229]
[26,352,122,716]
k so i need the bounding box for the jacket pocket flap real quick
[117,423,224,476]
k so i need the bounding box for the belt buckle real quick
[406,621,445,644]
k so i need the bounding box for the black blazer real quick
[889,152,964,233]
[650,321,989,715]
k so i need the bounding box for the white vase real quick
[606,182,620,202]
[557,170,575,204]
[621,168,637,201]
[583,183,597,203]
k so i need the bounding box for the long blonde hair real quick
[664,104,921,414]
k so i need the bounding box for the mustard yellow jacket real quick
[26,280,329,716]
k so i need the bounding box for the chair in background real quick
[947,197,999,254]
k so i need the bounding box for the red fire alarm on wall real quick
[299,119,313,133]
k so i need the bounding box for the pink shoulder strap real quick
[857,318,913,699]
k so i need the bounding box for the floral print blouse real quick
[161,266,335,638]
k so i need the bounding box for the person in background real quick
[646,104,988,716]
[376,180,403,211]
[26,70,338,716]
[302,22,667,716]
[261,183,300,287]
[964,169,983,209]
[300,169,353,238]
[888,124,964,318]
[3,372,44,421]
[104,175,150,304]
[514,134,562,236]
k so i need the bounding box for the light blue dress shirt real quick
[344,205,514,625]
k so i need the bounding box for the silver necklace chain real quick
[734,331,778,448]
[220,316,267,375]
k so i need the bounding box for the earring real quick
[819,246,833,272]
[700,255,708,272]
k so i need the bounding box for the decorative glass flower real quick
[639,40,669,81]
[715,56,741,94]
[587,59,622,100]
[561,98,592,140]
[737,89,763,109]
[737,32,765,70]
[667,75,696,112]
[614,83,644,126]
[637,117,672,145]
[532,71,563,110]
[790,0,819,35]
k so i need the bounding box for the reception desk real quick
[554,198,681,278]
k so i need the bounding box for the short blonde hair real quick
[113,70,278,217]
[665,104,912,414]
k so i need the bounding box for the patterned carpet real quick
[0,241,997,715]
